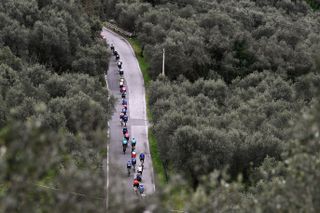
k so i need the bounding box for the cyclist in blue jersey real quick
[127,160,132,176]
[131,157,136,170]
[123,114,128,126]
[138,184,144,195]
[121,107,127,115]
[122,99,127,106]
[139,153,145,165]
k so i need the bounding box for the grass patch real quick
[148,128,166,186]
[146,94,154,121]
[127,36,166,186]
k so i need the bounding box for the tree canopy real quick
[2,0,320,211]
[103,0,320,212]
[0,0,113,212]
[108,0,320,82]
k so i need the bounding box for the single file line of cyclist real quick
[110,43,146,197]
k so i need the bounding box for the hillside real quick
[106,0,320,212]
[1,0,320,212]
[0,0,113,212]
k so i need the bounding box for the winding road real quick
[101,28,155,204]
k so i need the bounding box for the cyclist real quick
[138,184,144,195]
[124,132,130,141]
[115,53,120,60]
[131,137,137,150]
[110,44,114,52]
[137,164,143,175]
[122,98,128,106]
[121,91,126,99]
[120,78,124,86]
[131,157,137,170]
[131,151,137,159]
[127,160,132,176]
[119,68,124,76]
[122,127,128,135]
[122,86,127,93]
[133,179,139,192]
[123,114,128,125]
[139,153,145,164]
[121,107,127,115]
[120,112,124,126]
[136,173,142,182]
[113,50,118,56]
[122,138,128,154]
[119,81,124,90]
[117,60,122,69]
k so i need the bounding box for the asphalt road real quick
[101,28,155,201]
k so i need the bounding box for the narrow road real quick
[101,28,155,202]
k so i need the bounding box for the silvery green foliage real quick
[108,0,320,81]
[149,69,320,186]
[0,1,114,211]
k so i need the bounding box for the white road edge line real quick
[103,27,156,193]
[105,71,111,210]
[106,121,110,210]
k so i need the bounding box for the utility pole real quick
[162,48,165,76]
